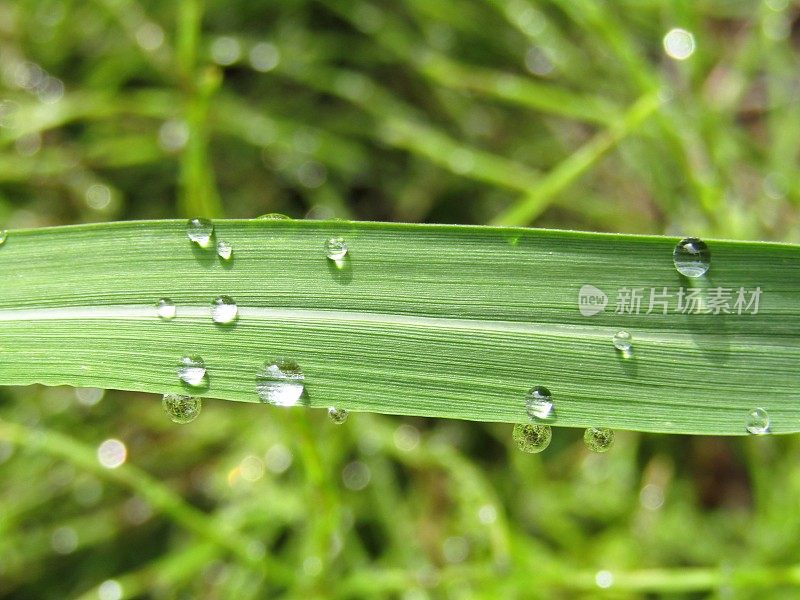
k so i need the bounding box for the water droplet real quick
[525,386,554,421]
[211,295,238,324]
[584,427,615,452]
[612,331,632,354]
[512,423,551,454]
[324,237,348,261]
[177,356,206,387]
[162,393,202,424]
[186,218,214,248]
[216,240,232,260]
[257,213,290,220]
[745,407,769,435]
[156,298,176,320]
[256,359,305,406]
[0,230,7,246]
[328,406,348,424]
[673,237,710,278]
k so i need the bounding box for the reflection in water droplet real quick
[673,237,710,277]
[186,218,214,248]
[325,237,348,261]
[746,407,770,435]
[156,298,176,320]
[0,230,7,245]
[525,386,554,421]
[584,427,615,452]
[613,331,632,355]
[162,393,202,424]
[216,240,232,260]
[257,213,290,220]
[512,423,551,454]
[328,407,348,424]
[177,356,206,387]
[211,295,238,324]
[256,359,305,406]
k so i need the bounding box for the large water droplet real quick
[324,237,348,261]
[177,356,206,387]
[216,240,232,260]
[613,331,632,355]
[186,218,214,248]
[328,406,348,424]
[0,230,7,246]
[525,386,554,421]
[256,359,305,406]
[745,407,769,435]
[673,237,710,278]
[156,298,176,320]
[162,393,202,424]
[584,427,615,452]
[512,423,551,454]
[211,295,238,324]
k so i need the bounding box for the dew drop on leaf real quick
[584,427,615,452]
[745,407,770,435]
[186,218,214,248]
[216,240,232,260]
[257,213,290,220]
[211,295,238,324]
[613,330,632,355]
[513,423,551,454]
[525,386,554,421]
[327,406,348,424]
[324,237,348,261]
[0,229,7,246]
[673,237,710,278]
[162,393,201,424]
[256,359,305,406]
[177,356,206,387]
[156,298,176,320]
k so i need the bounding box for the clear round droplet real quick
[156,298,176,320]
[256,359,305,407]
[613,331,632,353]
[584,427,615,452]
[257,213,291,220]
[324,237,348,261]
[162,393,202,424]
[328,406,348,424]
[673,237,710,278]
[177,356,206,387]
[216,240,232,260]
[211,295,238,324]
[745,407,770,435]
[525,386,554,421]
[186,218,214,248]
[512,423,551,454]
[0,229,7,246]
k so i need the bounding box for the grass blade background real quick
[1,219,796,435]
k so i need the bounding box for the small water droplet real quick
[186,218,214,248]
[162,393,201,424]
[613,331,632,354]
[673,237,710,278]
[525,386,554,421]
[156,298,176,320]
[177,356,206,387]
[328,406,348,424]
[257,213,291,220]
[256,359,305,406]
[0,230,7,246]
[512,423,551,454]
[745,407,770,435]
[324,237,348,261]
[584,427,615,452]
[216,240,232,260]
[211,295,238,324]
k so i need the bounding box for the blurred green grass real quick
[1,0,799,597]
